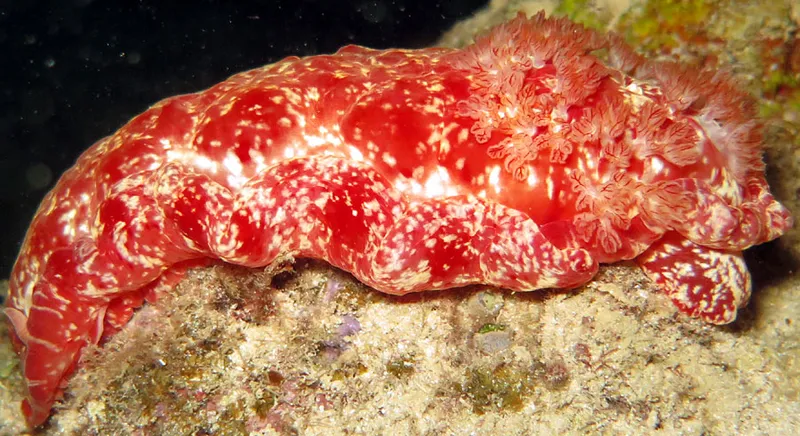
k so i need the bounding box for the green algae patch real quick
[386,355,416,378]
[477,323,507,334]
[618,0,716,52]
[554,0,612,30]
[460,364,535,414]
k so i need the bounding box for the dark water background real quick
[0,0,488,278]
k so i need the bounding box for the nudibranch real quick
[5,11,793,427]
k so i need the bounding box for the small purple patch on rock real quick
[338,314,361,337]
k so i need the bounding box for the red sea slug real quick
[4,12,793,428]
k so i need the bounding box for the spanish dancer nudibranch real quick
[5,12,793,428]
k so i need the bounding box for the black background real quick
[0,0,488,277]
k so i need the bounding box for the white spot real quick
[488,165,501,193]
[650,156,665,175]
[223,152,246,188]
[348,145,365,162]
[421,166,460,198]
[526,170,539,188]
[303,134,327,148]
[382,152,397,167]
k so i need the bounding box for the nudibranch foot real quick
[636,232,751,325]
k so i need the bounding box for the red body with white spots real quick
[5,12,792,427]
